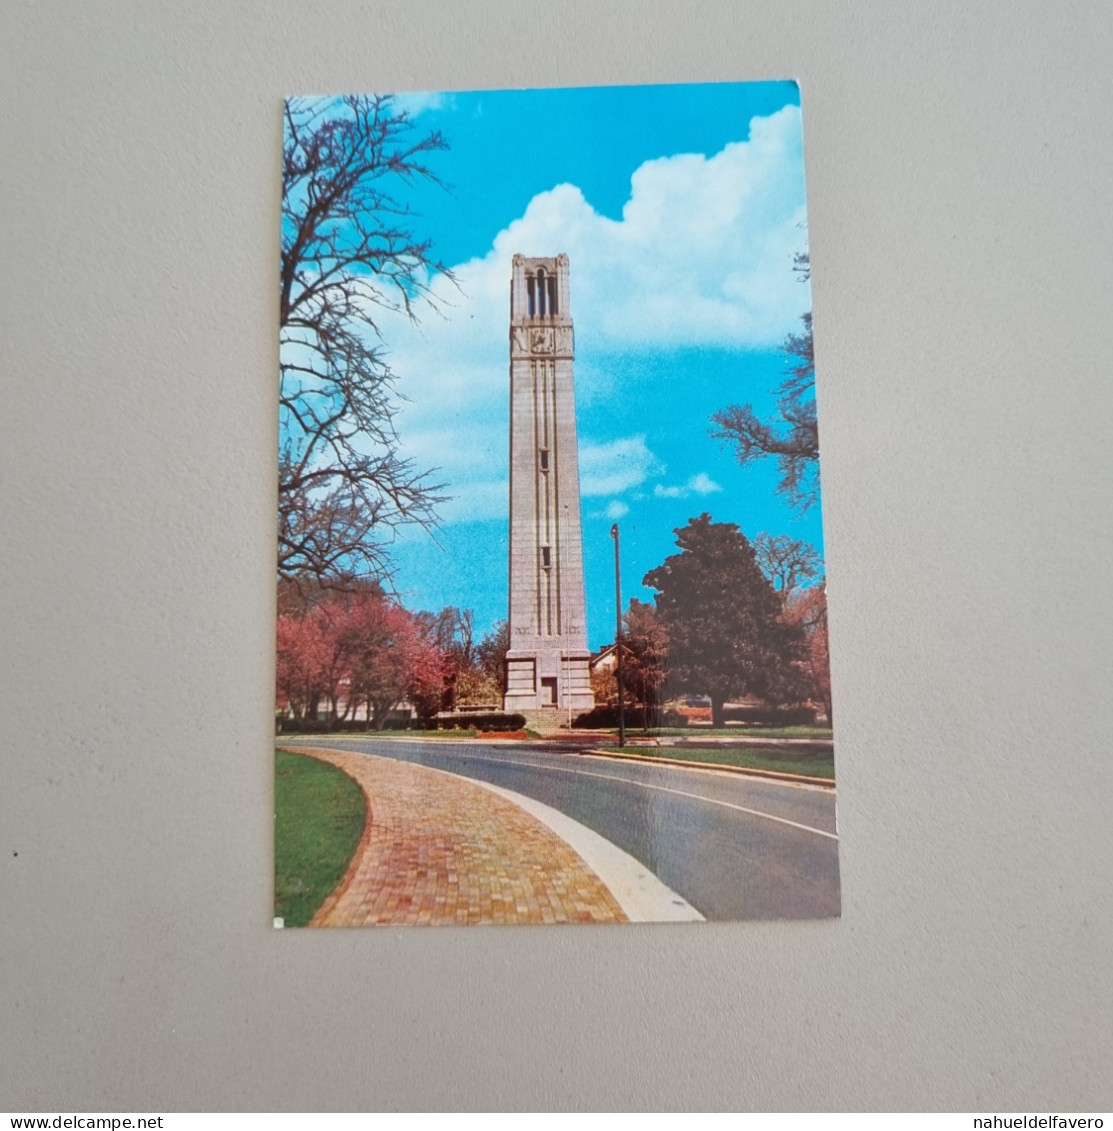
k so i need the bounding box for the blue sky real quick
[293,82,824,649]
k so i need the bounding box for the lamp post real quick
[610,523,626,747]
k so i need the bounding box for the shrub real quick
[433,711,525,732]
[721,705,817,726]
[274,709,533,734]
[571,705,688,729]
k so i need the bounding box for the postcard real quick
[275,82,838,926]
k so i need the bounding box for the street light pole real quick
[610,523,626,748]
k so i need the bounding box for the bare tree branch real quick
[279,94,454,586]
[753,533,823,601]
[710,252,819,513]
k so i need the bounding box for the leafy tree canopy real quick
[643,514,806,725]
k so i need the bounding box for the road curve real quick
[280,737,841,921]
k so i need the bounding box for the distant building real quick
[590,643,620,675]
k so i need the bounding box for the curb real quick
[580,747,836,789]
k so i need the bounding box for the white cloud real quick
[653,473,723,500]
[392,90,453,117]
[578,435,664,497]
[475,104,809,350]
[688,472,723,495]
[604,500,630,520]
[368,104,806,526]
[381,103,807,364]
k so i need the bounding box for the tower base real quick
[503,649,594,716]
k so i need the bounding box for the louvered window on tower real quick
[526,268,558,317]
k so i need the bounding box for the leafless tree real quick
[753,533,823,602]
[279,95,453,585]
[416,606,475,669]
[784,579,832,726]
[475,620,510,689]
[711,252,818,513]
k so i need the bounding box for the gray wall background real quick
[3,0,1111,1112]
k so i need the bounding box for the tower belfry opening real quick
[503,254,594,721]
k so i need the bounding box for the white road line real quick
[286,739,839,841]
[440,751,839,841]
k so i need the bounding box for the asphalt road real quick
[282,737,841,921]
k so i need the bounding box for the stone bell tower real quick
[503,254,594,719]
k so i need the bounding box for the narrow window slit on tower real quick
[539,448,549,471]
[527,275,536,317]
[541,545,551,568]
[548,273,557,315]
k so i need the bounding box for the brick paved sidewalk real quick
[291,748,627,927]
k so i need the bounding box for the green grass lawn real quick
[649,725,834,740]
[607,743,835,780]
[274,749,367,927]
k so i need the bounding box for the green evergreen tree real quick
[643,514,806,727]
